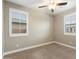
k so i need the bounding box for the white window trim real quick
[64,12,76,36]
[9,8,29,37]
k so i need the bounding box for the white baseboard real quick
[53,41,76,50]
[3,41,76,57]
[3,41,54,57]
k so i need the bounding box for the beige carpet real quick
[4,43,76,59]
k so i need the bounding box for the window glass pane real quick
[64,13,76,35]
[9,8,28,36]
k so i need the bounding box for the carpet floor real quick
[4,43,76,59]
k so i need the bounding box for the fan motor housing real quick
[51,9,54,12]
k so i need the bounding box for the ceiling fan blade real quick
[57,2,67,6]
[38,5,48,8]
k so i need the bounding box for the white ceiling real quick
[5,0,76,15]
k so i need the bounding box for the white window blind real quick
[64,13,76,35]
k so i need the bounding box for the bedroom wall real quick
[3,1,54,52]
[53,7,76,47]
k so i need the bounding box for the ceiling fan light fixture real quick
[48,4,56,10]
[50,0,53,3]
[48,4,53,9]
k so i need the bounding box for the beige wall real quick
[53,7,76,47]
[3,1,54,52]
[3,0,76,53]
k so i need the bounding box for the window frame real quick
[9,8,29,37]
[64,12,76,36]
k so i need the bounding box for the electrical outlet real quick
[16,44,19,48]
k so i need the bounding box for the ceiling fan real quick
[38,0,68,12]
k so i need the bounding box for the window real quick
[64,13,76,35]
[9,8,29,36]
